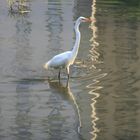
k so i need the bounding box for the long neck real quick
[72,21,81,57]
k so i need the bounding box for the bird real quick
[44,16,91,81]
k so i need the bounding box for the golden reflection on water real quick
[89,0,100,67]
[87,73,107,139]
[88,0,101,139]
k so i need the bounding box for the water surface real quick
[0,0,140,140]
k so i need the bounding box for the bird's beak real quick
[84,17,93,22]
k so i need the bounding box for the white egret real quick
[44,16,91,80]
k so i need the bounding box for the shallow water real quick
[0,0,140,140]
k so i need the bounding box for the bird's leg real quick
[58,69,61,80]
[66,67,70,80]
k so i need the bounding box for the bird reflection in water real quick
[48,80,81,136]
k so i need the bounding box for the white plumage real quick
[44,51,72,69]
[44,16,91,80]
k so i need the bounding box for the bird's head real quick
[78,16,92,23]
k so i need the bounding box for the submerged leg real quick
[66,67,70,87]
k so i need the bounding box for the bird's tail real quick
[43,62,49,69]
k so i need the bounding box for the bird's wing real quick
[48,51,72,68]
